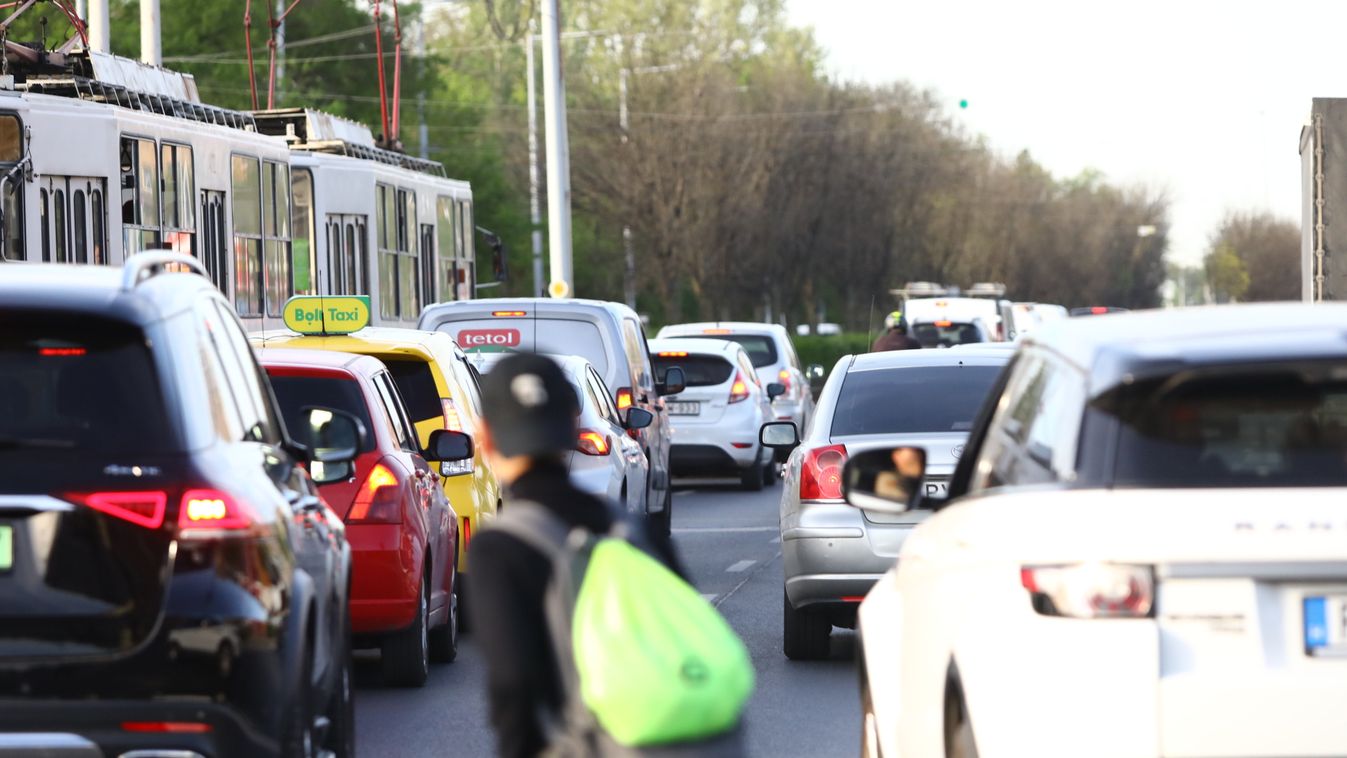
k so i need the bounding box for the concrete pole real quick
[526,33,544,298]
[619,67,635,308]
[540,0,573,297]
[275,0,285,101]
[139,0,161,66]
[417,18,428,160]
[87,0,110,53]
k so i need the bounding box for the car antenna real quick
[865,296,876,347]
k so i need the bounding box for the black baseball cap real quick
[479,354,579,457]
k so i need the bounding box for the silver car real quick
[469,353,651,515]
[761,347,1010,659]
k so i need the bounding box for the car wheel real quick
[323,624,355,758]
[740,459,765,491]
[280,634,316,757]
[762,452,778,485]
[944,685,979,758]
[382,573,429,687]
[429,566,459,664]
[782,590,830,660]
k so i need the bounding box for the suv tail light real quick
[348,460,404,524]
[577,430,611,456]
[777,368,792,395]
[728,372,750,404]
[615,387,634,411]
[439,398,474,475]
[1020,564,1154,618]
[64,491,168,530]
[799,444,847,500]
[179,489,254,534]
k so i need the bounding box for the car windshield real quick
[653,354,734,387]
[1104,365,1347,487]
[268,374,376,453]
[830,364,1003,435]
[680,334,778,368]
[912,322,984,348]
[0,311,176,454]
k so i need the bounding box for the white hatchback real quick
[650,337,783,491]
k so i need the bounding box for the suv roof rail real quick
[121,252,210,291]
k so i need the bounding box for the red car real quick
[261,348,463,687]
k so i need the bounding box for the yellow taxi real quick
[252,296,501,583]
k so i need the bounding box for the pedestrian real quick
[871,310,922,352]
[467,354,749,758]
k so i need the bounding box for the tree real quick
[1204,245,1250,303]
[1207,211,1300,301]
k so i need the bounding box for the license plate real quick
[924,480,949,497]
[667,401,700,416]
[1304,595,1347,656]
[0,525,11,572]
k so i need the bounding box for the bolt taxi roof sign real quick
[281,295,371,335]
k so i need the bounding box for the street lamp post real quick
[539,0,573,298]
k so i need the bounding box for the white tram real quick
[0,51,485,330]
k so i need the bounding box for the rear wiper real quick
[0,436,77,450]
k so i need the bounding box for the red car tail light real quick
[179,489,254,534]
[577,430,611,456]
[728,372,750,404]
[799,444,847,501]
[65,491,167,529]
[122,721,212,734]
[615,387,634,411]
[777,368,792,395]
[348,461,404,524]
[463,516,472,551]
[1020,564,1154,618]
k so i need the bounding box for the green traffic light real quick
[959,99,968,109]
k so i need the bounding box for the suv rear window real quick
[268,375,375,453]
[653,355,734,387]
[681,334,778,368]
[913,322,983,348]
[383,359,442,422]
[442,317,610,377]
[1105,365,1347,487]
[831,365,1003,436]
[0,312,175,454]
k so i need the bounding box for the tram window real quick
[260,160,291,316]
[460,200,475,261]
[398,189,418,318]
[231,155,263,316]
[90,189,104,265]
[420,223,435,304]
[347,220,362,293]
[160,143,194,235]
[53,189,66,263]
[73,189,87,264]
[376,183,398,319]
[4,177,23,262]
[39,188,48,262]
[137,140,158,229]
[264,239,289,317]
[232,156,261,235]
[200,191,227,292]
[292,168,314,295]
[436,196,456,299]
[234,238,263,316]
[379,248,397,319]
[0,115,19,162]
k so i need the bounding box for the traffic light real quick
[959,99,968,109]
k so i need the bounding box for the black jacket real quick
[466,460,683,758]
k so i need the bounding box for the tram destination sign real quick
[282,295,372,335]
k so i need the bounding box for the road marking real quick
[714,551,782,609]
[726,559,756,573]
[700,593,718,602]
[672,526,778,534]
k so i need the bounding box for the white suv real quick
[850,303,1347,758]
[650,338,783,491]
[656,322,819,430]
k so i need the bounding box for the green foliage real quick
[792,333,875,376]
[1206,211,1300,301]
[1204,244,1250,303]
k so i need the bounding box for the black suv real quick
[0,256,356,757]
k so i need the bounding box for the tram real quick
[0,49,493,330]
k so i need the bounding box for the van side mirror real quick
[657,366,686,396]
[299,406,364,485]
[841,446,928,515]
[625,407,654,431]
[427,429,473,462]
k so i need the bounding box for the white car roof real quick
[657,321,787,338]
[648,337,743,357]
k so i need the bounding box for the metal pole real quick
[87,0,109,53]
[540,0,573,297]
[417,17,428,160]
[74,0,86,25]
[274,0,285,102]
[526,33,544,298]
[619,67,634,308]
[139,0,161,66]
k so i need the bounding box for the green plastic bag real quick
[571,537,754,747]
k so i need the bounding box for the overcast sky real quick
[787,0,1344,266]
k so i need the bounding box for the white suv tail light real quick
[1020,563,1154,618]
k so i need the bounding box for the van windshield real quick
[1103,364,1347,487]
[441,317,610,377]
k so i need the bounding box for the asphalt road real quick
[353,478,860,757]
